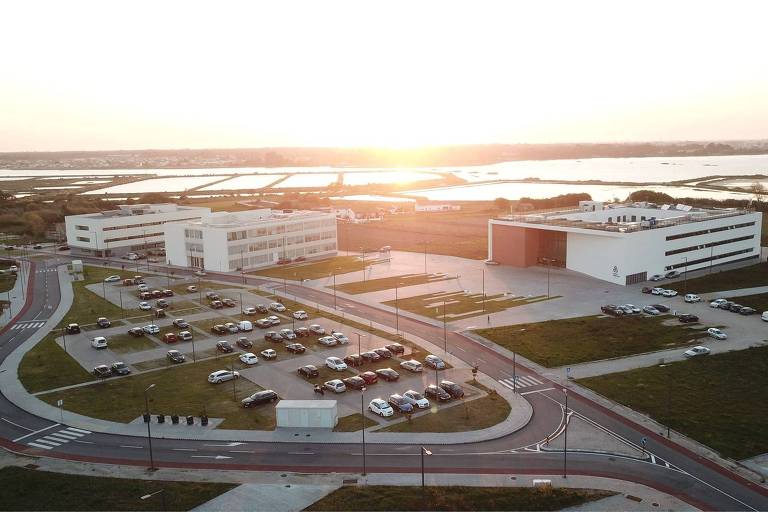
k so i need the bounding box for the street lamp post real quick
[395,284,399,335]
[683,257,688,295]
[442,298,447,355]
[512,350,516,393]
[563,388,568,478]
[144,384,156,470]
[140,490,166,511]
[420,446,432,491]
[361,385,367,477]
[481,268,486,313]
[332,271,337,310]
[423,242,428,275]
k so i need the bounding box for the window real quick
[226,230,247,242]
[76,236,90,242]
[666,221,756,241]
[185,229,202,239]
[665,235,755,256]
[664,248,754,270]
[75,225,89,231]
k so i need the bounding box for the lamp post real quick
[659,363,671,438]
[139,489,166,511]
[423,241,428,275]
[481,268,486,313]
[332,271,337,310]
[61,327,68,353]
[420,446,432,491]
[144,384,156,470]
[361,385,367,477]
[395,284,399,335]
[230,363,237,402]
[360,247,366,283]
[512,350,516,393]
[563,388,568,478]
[442,298,447,355]
[683,256,688,295]
[709,246,714,274]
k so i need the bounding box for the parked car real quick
[256,319,273,328]
[269,302,286,312]
[649,274,664,281]
[620,304,641,314]
[761,311,768,322]
[375,368,400,382]
[662,289,678,297]
[162,333,178,344]
[360,371,378,384]
[424,354,446,370]
[267,316,280,326]
[256,304,269,314]
[241,390,278,407]
[331,331,350,344]
[361,351,380,362]
[651,304,670,313]
[210,300,224,309]
[720,301,736,311]
[244,306,257,316]
[279,328,297,340]
[294,327,310,337]
[103,275,121,283]
[138,301,151,311]
[372,348,391,360]
[326,357,348,371]
[641,287,653,294]
[222,298,236,308]
[239,352,259,365]
[600,305,624,316]
[400,359,423,372]
[33,244,42,250]
[318,336,338,346]
[208,370,240,383]
[343,376,366,390]
[324,379,347,393]
[216,340,234,353]
[678,314,699,323]
[93,365,112,378]
[57,245,70,251]
[170,318,187,328]
[193,269,206,276]
[186,285,197,293]
[260,348,277,360]
[309,324,326,335]
[739,307,757,316]
[65,323,81,334]
[298,365,320,378]
[403,390,430,409]
[111,361,131,375]
[179,331,193,341]
[91,336,108,349]
[265,331,282,342]
[128,327,144,337]
[162,289,174,297]
[651,287,665,295]
[286,343,306,354]
[424,384,451,401]
[684,294,701,303]
[142,324,160,335]
[368,398,394,417]
[137,284,149,293]
[153,308,166,319]
[96,317,111,328]
[167,350,185,363]
[388,394,414,413]
[440,380,465,399]
[683,346,711,358]
[156,299,169,308]
[151,290,163,299]
[642,305,660,315]
[344,354,364,367]
[292,310,308,320]
[710,298,728,308]
[707,328,727,340]
[236,337,253,349]
[385,343,405,355]
[139,292,152,301]
[211,324,227,335]
[238,320,253,332]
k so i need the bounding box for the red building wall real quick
[491,224,540,267]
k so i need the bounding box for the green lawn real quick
[169,280,239,296]
[19,332,93,393]
[58,266,138,328]
[681,261,768,293]
[0,273,16,293]
[252,256,372,281]
[333,413,378,432]
[376,391,510,433]
[0,466,235,511]
[39,355,276,430]
[474,315,710,368]
[578,345,768,460]
[384,291,557,322]
[723,292,768,312]
[107,333,159,354]
[305,486,614,511]
[333,273,457,295]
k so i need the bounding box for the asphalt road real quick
[0,253,767,511]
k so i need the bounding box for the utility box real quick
[71,260,83,273]
[276,400,338,428]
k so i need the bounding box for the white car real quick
[642,305,660,315]
[9,265,19,273]
[194,270,206,277]
[710,298,728,308]
[142,324,160,335]
[267,316,280,326]
[331,331,350,344]
[763,311,768,322]
[103,275,121,283]
[318,336,338,346]
[224,322,239,334]
[368,398,394,417]
[279,328,297,340]
[326,357,348,371]
[138,301,151,311]
[260,348,277,360]
[707,328,727,340]
[309,324,325,335]
[400,359,423,372]
[292,310,308,320]
[651,287,665,295]
[270,303,286,312]
[179,331,193,341]
[324,379,346,393]
[621,304,641,314]
[683,346,711,358]
[402,390,430,409]
[90,336,108,349]
[684,294,701,303]
[424,354,446,370]
[649,274,664,281]
[239,352,259,365]
[137,284,149,292]
[186,285,198,292]
[244,306,257,315]
[662,289,678,297]
[208,370,240,383]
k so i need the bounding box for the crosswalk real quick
[35,269,58,273]
[9,321,47,330]
[498,375,544,391]
[27,427,91,450]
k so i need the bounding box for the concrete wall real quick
[276,401,338,428]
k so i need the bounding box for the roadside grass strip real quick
[332,273,457,295]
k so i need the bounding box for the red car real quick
[360,371,378,385]
[162,333,178,344]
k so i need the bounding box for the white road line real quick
[66,427,91,434]
[61,429,84,437]
[13,423,59,443]
[229,450,255,454]
[120,445,144,449]
[172,448,197,452]
[73,440,94,444]
[48,433,77,441]
[650,454,656,464]
[520,387,555,396]
[27,442,53,450]
[455,346,466,352]
[36,438,61,446]
[288,452,315,455]
[1,417,33,431]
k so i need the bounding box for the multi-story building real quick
[64,204,211,257]
[164,209,337,271]
[488,201,762,285]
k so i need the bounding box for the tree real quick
[493,197,511,211]
[749,181,767,204]
[0,190,13,202]
[626,190,675,204]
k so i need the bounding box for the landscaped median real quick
[473,314,712,368]
[333,273,457,295]
[251,255,371,281]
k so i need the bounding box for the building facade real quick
[64,204,211,257]
[488,201,763,285]
[164,209,338,272]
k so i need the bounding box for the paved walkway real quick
[191,483,340,512]
[0,260,30,328]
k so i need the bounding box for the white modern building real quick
[165,209,337,272]
[488,201,763,285]
[65,204,211,257]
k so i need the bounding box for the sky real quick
[1,0,767,152]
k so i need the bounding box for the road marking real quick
[172,448,197,452]
[498,376,544,391]
[191,455,231,460]
[288,452,315,455]
[61,429,85,437]
[455,346,466,352]
[520,387,555,396]
[73,440,94,444]
[66,427,91,434]
[120,445,144,449]
[48,433,77,441]
[650,454,656,464]
[27,442,53,450]
[1,417,33,431]
[13,423,59,443]
[229,450,255,454]
[204,442,245,447]
[37,438,61,446]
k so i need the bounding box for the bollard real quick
[143,413,150,423]
[200,415,209,426]
[171,415,179,425]
[186,415,194,425]
[157,414,165,424]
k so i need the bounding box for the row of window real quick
[185,229,203,239]
[227,242,337,270]
[664,247,754,270]
[226,230,336,255]
[665,221,756,241]
[104,231,164,244]
[224,220,336,241]
[102,216,203,231]
[665,235,755,256]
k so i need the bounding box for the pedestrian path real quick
[26,426,92,450]
[498,375,544,391]
[8,320,47,330]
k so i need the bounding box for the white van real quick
[238,320,253,332]
[762,311,768,322]
[91,337,108,349]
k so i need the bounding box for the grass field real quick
[0,273,16,293]
[0,466,235,511]
[19,332,93,393]
[578,345,768,460]
[306,485,613,511]
[252,255,370,281]
[333,413,378,432]
[474,315,710,368]
[107,333,159,354]
[333,273,457,295]
[384,291,556,322]
[724,292,768,312]
[39,355,276,430]
[169,280,239,296]
[681,261,768,293]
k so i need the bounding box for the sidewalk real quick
[0,260,31,329]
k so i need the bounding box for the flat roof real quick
[276,400,337,409]
[190,209,333,229]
